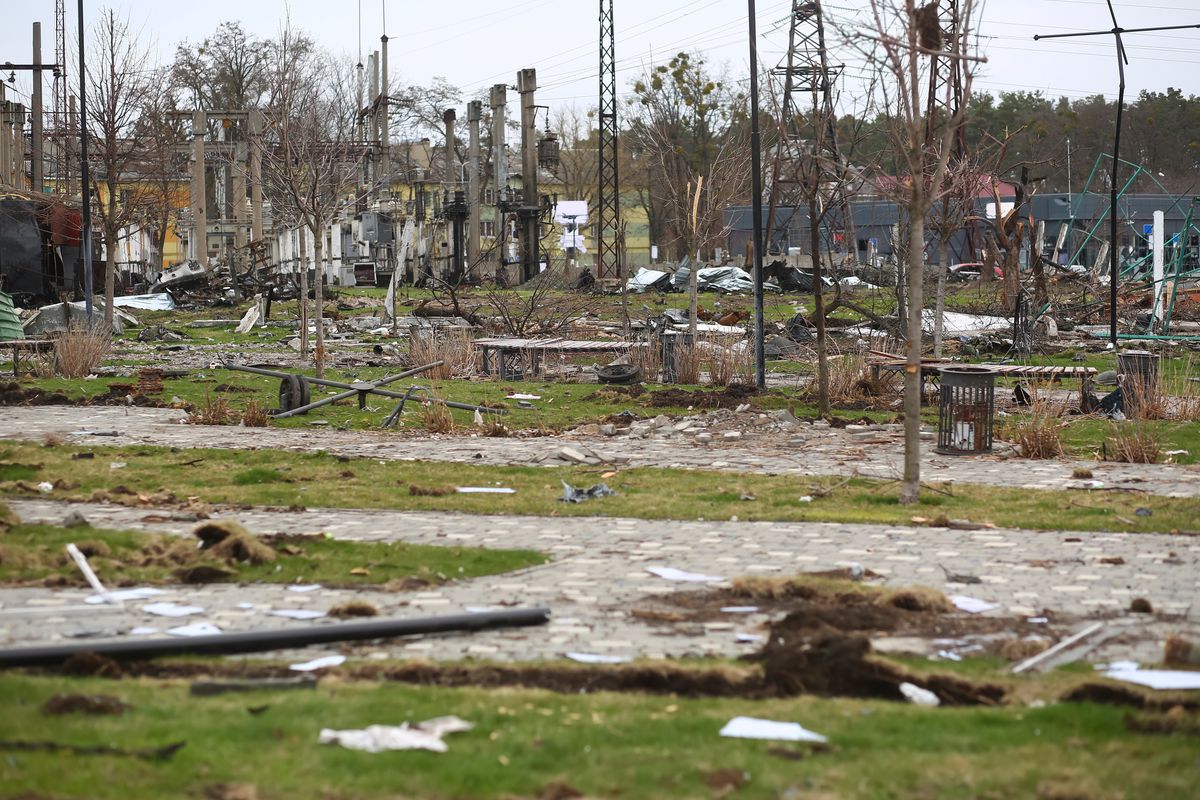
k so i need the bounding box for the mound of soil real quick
[0,382,70,406]
[645,384,758,409]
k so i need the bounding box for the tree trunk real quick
[900,212,926,505]
[312,223,326,379]
[933,238,949,358]
[104,237,116,333]
[810,196,829,416]
[298,230,309,357]
[688,249,698,341]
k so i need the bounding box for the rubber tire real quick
[278,376,312,413]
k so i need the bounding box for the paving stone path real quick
[3,406,1198,497]
[2,499,1196,667]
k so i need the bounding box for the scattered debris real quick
[949,595,1001,614]
[289,655,347,672]
[718,716,827,743]
[899,682,941,707]
[142,602,205,618]
[1012,623,1107,674]
[565,652,631,665]
[1104,667,1200,691]
[646,566,726,583]
[560,480,616,503]
[319,716,474,754]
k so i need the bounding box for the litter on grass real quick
[721,606,759,614]
[1103,668,1200,690]
[899,682,941,707]
[66,544,115,604]
[565,652,631,664]
[647,566,726,583]
[560,481,616,503]
[719,716,827,744]
[319,716,475,754]
[457,487,516,494]
[950,595,1001,614]
[290,655,347,672]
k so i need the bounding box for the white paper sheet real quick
[290,655,347,671]
[167,622,222,637]
[142,602,205,617]
[735,633,764,643]
[456,487,516,494]
[319,717,474,754]
[87,587,166,605]
[719,716,827,743]
[268,609,326,620]
[565,652,631,664]
[721,606,759,613]
[1104,668,1200,690]
[128,626,161,635]
[287,584,322,593]
[950,595,1001,614]
[646,566,726,583]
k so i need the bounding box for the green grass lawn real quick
[3,442,1197,533]
[0,673,1194,799]
[0,522,545,590]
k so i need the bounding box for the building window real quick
[480,220,496,238]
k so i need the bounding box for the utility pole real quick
[31,22,44,194]
[490,83,507,280]
[467,100,482,279]
[597,0,620,279]
[748,0,766,390]
[380,33,390,188]
[517,68,539,283]
[190,110,207,264]
[442,107,456,281]
[249,109,263,244]
[78,0,94,323]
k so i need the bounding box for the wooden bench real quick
[474,337,648,379]
[0,340,55,378]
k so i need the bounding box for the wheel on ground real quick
[278,376,311,413]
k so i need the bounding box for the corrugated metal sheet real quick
[0,292,25,341]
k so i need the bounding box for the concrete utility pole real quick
[31,23,44,193]
[466,100,482,279]
[380,34,390,187]
[489,83,507,278]
[517,68,539,283]
[0,84,12,186]
[190,110,207,263]
[250,109,264,244]
[442,107,457,280]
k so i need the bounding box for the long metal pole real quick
[77,0,93,323]
[0,608,551,668]
[748,0,766,389]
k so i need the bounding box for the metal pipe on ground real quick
[0,608,551,668]
[220,361,443,391]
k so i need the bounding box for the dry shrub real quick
[409,327,476,380]
[1006,400,1064,459]
[479,414,511,437]
[704,335,753,387]
[1170,355,1200,421]
[421,394,454,434]
[1105,421,1162,464]
[800,352,868,404]
[629,341,661,383]
[41,433,65,448]
[189,391,235,425]
[673,342,703,385]
[1124,376,1167,421]
[51,327,109,378]
[240,399,271,427]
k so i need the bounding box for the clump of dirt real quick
[328,601,379,618]
[1061,682,1200,712]
[174,565,236,584]
[42,693,129,716]
[703,769,745,792]
[194,521,276,564]
[0,382,71,406]
[60,651,125,678]
[408,483,455,497]
[644,384,757,409]
[1129,597,1154,613]
[538,782,583,800]
[72,540,112,558]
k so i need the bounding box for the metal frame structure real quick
[764,1,847,258]
[596,0,621,279]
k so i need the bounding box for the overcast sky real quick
[3,0,1199,119]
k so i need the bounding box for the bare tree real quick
[84,10,156,330]
[256,26,367,378]
[134,74,188,275]
[840,0,984,504]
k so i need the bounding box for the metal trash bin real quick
[1116,349,1160,413]
[935,366,996,455]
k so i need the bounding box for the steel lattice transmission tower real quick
[764,1,849,258]
[925,1,967,154]
[596,0,621,279]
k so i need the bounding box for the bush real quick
[50,328,109,378]
[1006,401,1064,459]
[1104,421,1162,464]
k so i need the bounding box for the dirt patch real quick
[194,521,276,565]
[60,652,125,678]
[644,385,757,409]
[1061,682,1200,711]
[0,382,71,406]
[213,384,255,394]
[42,693,129,716]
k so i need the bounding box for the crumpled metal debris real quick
[560,480,616,503]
